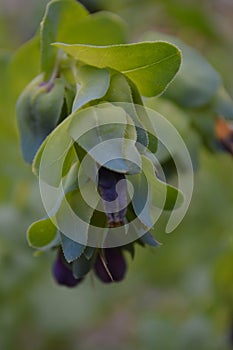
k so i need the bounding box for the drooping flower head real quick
[94,248,127,283]
[53,249,83,287]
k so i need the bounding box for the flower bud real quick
[52,250,83,287]
[16,74,65,163]
[94,248,127,283]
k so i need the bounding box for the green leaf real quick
[84,246,96,260]
[140,232,160,247]
[63,82,76,114]
[68,103,141,174]
[27,218,57,248]
[87,209,109,247]
[141,31,221,107]
[32,161,80,226]
[61,11,127,45]
[32,101,140,189]
[129,172,153,229]
[33,115,74,186]
[53,41,182,97]
[128,78,158,152]
[62,160,80,194]
[40,1,126,78]
[72,65,110,112]
[40,0,88,78]
[32,135,49,176]
[62,144,77,178]
[141,155,184,211]
[16,74,65,163]
[60,232,85,263]
[72,253,95,279]
[103,72,149,150]
[55,182,98,246]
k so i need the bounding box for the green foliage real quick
[103,72,149,150]
[72,252,95,279]
[69,104,141,174]
[40,0,87,77]
[16,74,65,163]
[53,41,181,97]
[142,155,183,211]
[14,0,232,287]
[60,233,85,262]
[33,116,74,185]
[140,232,160,247]
[13,0,186,289]
[142,31,233,159]
[72,65,110,111]
[1,0,233,348]
[27,217,58,249]
[40,0,126,78]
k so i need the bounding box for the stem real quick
[40,49,63,92]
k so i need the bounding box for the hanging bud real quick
[16,74,65,163]
[94,248,127,283]
[52,249,83,287]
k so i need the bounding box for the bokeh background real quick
[0,0,233,349]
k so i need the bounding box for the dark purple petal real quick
[52,250,83,287]
[98,167,125,192]
[98,167,127,225]
[94,248,127,283]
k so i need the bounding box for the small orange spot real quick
[215,118,232,140]
[108,221,124,228]
[215,118,233,155]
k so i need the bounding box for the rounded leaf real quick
[27,218,57,248]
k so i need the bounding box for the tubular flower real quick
[98,166,128,227]
[53,250,84,287]
[94,248,127,283]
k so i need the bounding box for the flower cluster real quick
[51,166,156,287]
[53,167,128,286]
[16,0,184,288]
[53,247,127,287]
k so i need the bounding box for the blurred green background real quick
[0,1,233,349]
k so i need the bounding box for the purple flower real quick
[94,248,127,283]
[52,250,83,287]
[98,167,128,226]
